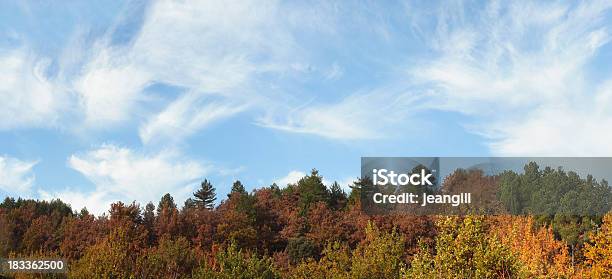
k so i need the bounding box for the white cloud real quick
[408,0,612,155]
[139,92,248,144]
[487,81,612,156]
[274,170,306,186]
[274,170,357,193]
[1,0,376,144]
[74,47,151,127]
[3,0,611,158]
[0,48,64,129]
[257,87,429,140]
[322,176,357,194]
[38,188,113,216]
[70,0,298,142]
[0,155,38,195]
[67,144,208,209]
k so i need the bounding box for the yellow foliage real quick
[584,213,612,278]
[405,216,521,279]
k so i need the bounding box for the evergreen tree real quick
[157,193,176,215]
[143,202,156,245]
[194,179,217,209]
[296,169,330,213]
[183,198,197,210]
[229,180,247,198]
[329,181,347,210]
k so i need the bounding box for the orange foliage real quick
[490,215,575,278]
[584,212,612,278]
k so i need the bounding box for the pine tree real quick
[157,193,176,215]
[296,169,330,213]
[329,181,347,210]
[194,179,216,209]
[229,180,247,198]
[183,198,197,210]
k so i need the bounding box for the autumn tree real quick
[252,188,286,253]
[0,198,72,256]
[304,202,354,251]
[584,212,612,278]
[156,193,181,238]
[192,242,281,279]
[289,222,406,279]
[406,216,521,278]
[289,242,351,279]
[350,222,406,279]
[60,212,107,260]
[21,215,56,253]
[136,236,197,278]
[69,226,140,278]
[490,215,574,277]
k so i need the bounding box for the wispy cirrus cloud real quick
[257,86,430,140]
[2,0,301,140]
[139,92,249,144]
[0,155,38,195]
[72,0,299,143]
[406,0,612,155]
[0,48,64,129]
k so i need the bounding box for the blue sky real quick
[1,0,611,214]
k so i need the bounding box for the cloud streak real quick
[0,155,38,195]
[408,0,612,155]
[0,48,64,129]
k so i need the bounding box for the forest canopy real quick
[1,163,610,278]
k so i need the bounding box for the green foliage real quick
[194,179,217,209]
[296,169,330,213]
[498,170,524,214]
[405,216,521,279]
[157,193,176,215]
[183,198,197,210]
[192,242,280,279]
[498,163,612,216]
[497,162,611,249]
[286,237,317,264]
[230,180,247,197]
[290,222,406,279]
[143,202,156,244]
[329,182,347,210]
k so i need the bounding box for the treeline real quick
[0,166,610,278]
